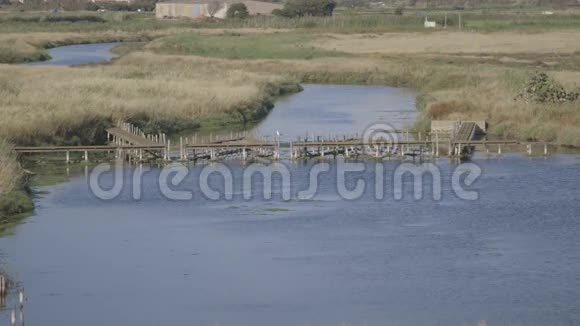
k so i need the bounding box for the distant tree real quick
[273,0,337,17]
[206,1,222,17]
[394,6,404,14]
[227,2,249,18]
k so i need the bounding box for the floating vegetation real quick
[263,208,290,213]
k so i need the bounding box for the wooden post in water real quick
[0,274,5,297]
[435,131,440,157]
[18,289,24,326]
[527,144,532,156]
[180,137,184,160]
[11,309,16,326]
[544,143,548,156]
[448,140,452,156]
[65,151,70,164]
[0,274,5,309]
[498,144,502,155]
[84,150,89,163]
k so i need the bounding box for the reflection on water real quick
[254,84,417,140]
[0,155,579,325]
[1,85,580,325]
[186,84,417,143]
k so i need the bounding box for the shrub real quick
[86,0,156,11]
[394,7,404,16]
[0,191,33,217]
[274,0,337,18]
[0,140,22,196]
[43,15,106,23]
[227,3,249,19]
[517,72,579,103]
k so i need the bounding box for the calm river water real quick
[1,84,579,325]
[23,43,119,66]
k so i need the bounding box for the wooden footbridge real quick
[13,120,552,163]
[14,122,280,163]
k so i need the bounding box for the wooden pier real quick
[14,122,281,163]
[13,120,556,163]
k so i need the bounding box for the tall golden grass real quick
[0,52,300,145]
[3,49,576,147]
[209,55,579,145]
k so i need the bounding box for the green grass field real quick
[1,9,579,36]
[149,31,347,60]
[0,11,191,33]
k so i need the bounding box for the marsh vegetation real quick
[0,7,579,218]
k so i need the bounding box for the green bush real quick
[517,72,579,103]
[127,113,201,135]
[86,0,156,12]
[44,15,106,23]
[227,3,249,19]
[0,191,33,218]
[0,15,106,23]
[273,0,336,18]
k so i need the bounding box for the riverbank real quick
[149,30,580,146]
[0,30,175,64]
[0,35,300,221]
[0,141,33,222]
[0,12,579,218]
[0,53,301,145]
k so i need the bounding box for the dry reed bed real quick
[209,56,580,146]
[0,52,299,145]
[316,31,580,55]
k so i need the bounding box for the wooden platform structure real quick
[13,120,554,163]
[14,122,280,163]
